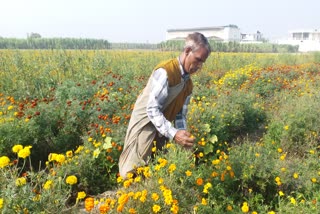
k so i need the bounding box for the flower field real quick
[0,50,320,213]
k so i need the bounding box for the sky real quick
[0,0,319,43]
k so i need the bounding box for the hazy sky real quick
[0,0,318,43]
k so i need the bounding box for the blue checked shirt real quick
[146,58,191,140]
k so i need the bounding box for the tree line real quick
[0,37,298,53]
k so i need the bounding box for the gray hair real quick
[184,32,211,54]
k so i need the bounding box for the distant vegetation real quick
[0,35,299,53]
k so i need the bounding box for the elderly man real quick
[119,32,211,178]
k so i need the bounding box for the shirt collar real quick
[177,57,190,80]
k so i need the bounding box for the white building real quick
[166,25,241,42]
[240,31,264,43]
[277,29,320,52]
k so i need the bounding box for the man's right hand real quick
[174,130,195,148]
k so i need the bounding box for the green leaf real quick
[204,144,213,154]
[202,123,211,133]
[209,135,218,144]
[103,137,113,149]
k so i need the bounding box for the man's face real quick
[184,47,209,75]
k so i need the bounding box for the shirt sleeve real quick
[146,68,178,140]
[175,94,191,130]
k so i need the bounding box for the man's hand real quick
[174,130,195,148]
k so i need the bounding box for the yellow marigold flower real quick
[152,204,161,213]
[66,175,78,185]
[117,176,123,183]
[226,165,232,171]
[198,152,204,158]
[128,208,136,214]
[7,105,14,110]
[158,178,164,184]
[88,137,93,142]
[284,125,289,130]
[279,191,284,196]
[18,146,32,159]
[134,176,141,183]
[185,170,192,176]
[201,198,207,205]
[212,159,220,165]
[55,154,65,163]
[311,178,317,183]
[75,145,84,154]
[12,145,23,153]
[281,167,286,172]
[280,154,286,160]
[134,192,141,199]
[0,156,10,168]
[309,150,315,154]
[293,173,299,179]
[168,164,176,173]
[241,202,249,213]
[171,204,179,214]
[0,198,3,209]
[77,191,86,201]
[151,193,159,201]
[196,178,204,186]
[268,211,275,214]
[16,177,27,186]
[227,205,233,211]
[43,180,53,190]
[152,147,157,153]
[48,153,58,162]
[123,179,132,188]
[290,197,296,205]
[277,148,283,153]
[66,150,73,158]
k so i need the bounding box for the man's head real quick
[180,32,211,75]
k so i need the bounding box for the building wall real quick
[166,26,241,42]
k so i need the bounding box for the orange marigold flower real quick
[196,178,203,186]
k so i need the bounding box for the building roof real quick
[167,25,239,32]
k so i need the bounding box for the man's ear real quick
[185,47,192,55]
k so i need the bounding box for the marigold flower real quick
[85,197,94,211]
[55,154,65,163]
[128,208,136,214]
[43,180,53,190]
[16,177,27,186]
[241,202,249,213]
[66,150,73,158]
[226,205,233,211]
[99,204,110,213]
[196,178,203,186]
[152,193,159,201]
[18,146,32,159]
[185,170,192,176]
[12,145,23,153]
[279,191,284,196]
[201,198,207,205]
[0,156,10,168]
[152,204,161,213]
[311,178,317,183]
[77,191,86,201]
[66,175,78,185]
[0,198,3,209]
[290,197,296,205]
[168,164,176,173]
[171,204,179,214]
[293,173,299,179]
